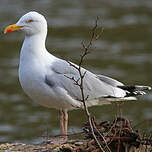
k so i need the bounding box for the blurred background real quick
[0,0,152,143]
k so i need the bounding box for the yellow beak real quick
[4,24,23,34]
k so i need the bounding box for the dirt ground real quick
[0,140,152,152]
[1,117,152,152]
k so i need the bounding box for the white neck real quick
[20,33,48,62]
[19,32,57,68]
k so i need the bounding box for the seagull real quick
[4,11,151,137]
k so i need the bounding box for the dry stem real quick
[66,17,107,151]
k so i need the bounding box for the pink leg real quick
[59,109,68,136]
[44,110,68,144]
[63,109,68,136]
[59,110,65,135]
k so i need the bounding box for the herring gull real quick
[4,11,151,137]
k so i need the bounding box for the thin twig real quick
[91,118,112,152]
[66,17,105,151]
[117,104,123,152]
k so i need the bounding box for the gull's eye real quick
[26,19,34,23]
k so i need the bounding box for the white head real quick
[4,11,47,37]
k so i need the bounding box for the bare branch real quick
[66,17,105,151]
[91,118,112,152]
[67,60,79,70]
[64,75,80,87]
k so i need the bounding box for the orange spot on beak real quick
[7,29,12,33]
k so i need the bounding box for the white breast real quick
[18,35,55,107]
[18,36,77,110]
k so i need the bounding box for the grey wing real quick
[96,75,124,87]
[45,59,126,101]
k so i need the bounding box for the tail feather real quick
[117,85,151,97]
[86,85,151,107]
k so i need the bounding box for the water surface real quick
[0,0,152,143]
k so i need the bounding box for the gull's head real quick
[4,11,47,36]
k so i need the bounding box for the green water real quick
[0,0,152,143]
